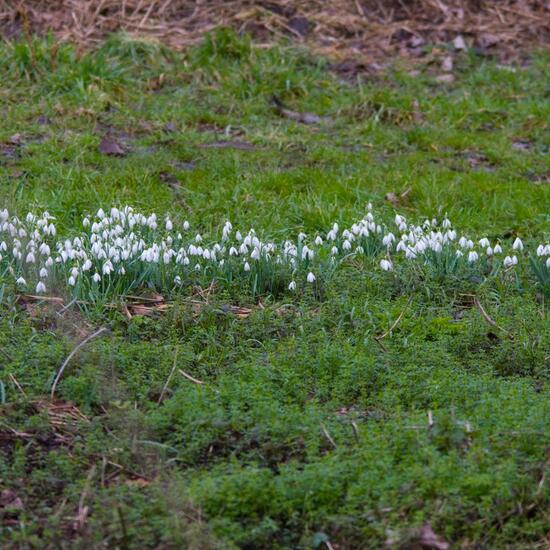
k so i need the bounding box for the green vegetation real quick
[1,30,550,548]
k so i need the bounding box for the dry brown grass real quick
[0,1,549,62]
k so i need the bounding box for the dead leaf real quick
[9,133,22,145]
[0,489,24,511]
[271,96,330,124]
[453,35,466,51]
[441,56,453,72]
[435,74,455,84]
[125,477,150,488]
[99,136,126,156]
[147,73,165,91]
[412,99,424,123]
[287,16,310,37]
[512,139,532,151]
[478,33,500,49]
[385,187,412,207]
[419,523,450,550]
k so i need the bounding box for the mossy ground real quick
[1,31,550,549]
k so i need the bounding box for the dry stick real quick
[375,298,412,341]
[178,369,204,385]
[157,347,179,405]
[50,327,108,399]
[320,423,337,449]
[8,373,26,397]
[474,297,510,335]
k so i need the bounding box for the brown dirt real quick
[0,1,549,65]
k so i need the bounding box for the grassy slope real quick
[1,31,550,548]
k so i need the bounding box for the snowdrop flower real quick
[512,237,523,251]
[380,259,393,271]
[244,262,251,272]
[39,267,48,278]
[183,221,190,230]
[342,240,352,251]
[92,272,101,283]
[468,251,479,263]
[174,275,182,285]
[478,238,490,248]
[503,255,518,267]
[315,236,323,246]
[331,246,339,255]
[16,276,26,286]
[83,217,90,227]
[307,272,316,283]
[45,257,54,267]
[68,276,76,286]
[537,245,546,257]
[546,258,550,269]
[493,244,502,254]
[442,218,451,229]
[288,280,296,291]
[36,281,46,294]
[165,218,173,231]
[25,251,36,264]
[486,247,493,257]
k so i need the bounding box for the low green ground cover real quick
[1,31,550,548]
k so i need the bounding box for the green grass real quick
[1,30,550,548]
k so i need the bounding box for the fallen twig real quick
[50,327,108,398]
[474,297,510,335]
[158,347,179,404]
[178,369,204,385]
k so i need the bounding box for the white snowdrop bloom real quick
[468,251,479,263]
[203,249,211,260]
[456,250,463,257]
[83,217,90,227]
[288,280,296,291]
[229,247,238,256]
[380,259,393,271]
[0,242,6,252]
[405,248,417,260]
[195,234,202,243]
[25,251,36,264]
[71,267,79,278]
[396,240,407,252]
[118,266,126,276]
[478,238,490,248]
[244,262,251,272]
[183,221,190,231]
[165,219,173,231]
[447,230,457,241]
[97,208,105,219]
[251,247,260,260]
[458,236,468,248]
[174,275,182,285]
[395,215,405,226]
[355,245,364,254]
[39,267,48,278]
[239,243,249,255]
[331,246,339,255]
[442,218,451,229]
[383,233,396,246]
[315,236,323,246]
[163,251,171,264]
[512,238,523,251]
[36,281,46,294]
[486,247,493,257]
[18,228,27,238]
[493,244,503,254]
[307,248,314,260]
[298,232,307,242]
[68,276,76,286]
[546,258,550,269]
[183,257,190,266]
[342,240,352,251]
[537,245,545,257]
[398,222,407,232]
[16,276,26,286]
[503,255,518,267]
[93,272,101,283]
[45,257,54,267]
[466,240,474,250]
[102,261,113,275]
[327,230,337,241]
[307,272,316,283]
[235,230,242,241]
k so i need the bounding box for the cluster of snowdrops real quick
[0,205,549,301]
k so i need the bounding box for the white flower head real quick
[307,272,316,283]
[288,280,296,291]
[36,281,46,294]
[512,237,523,251]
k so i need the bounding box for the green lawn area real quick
[1,31,550,548]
